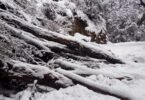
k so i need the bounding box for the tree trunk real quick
[0,59,73,91]
[56,68,141,100]
[0,12,125,64]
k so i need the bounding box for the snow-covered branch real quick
[56,68,142,100]
[0,12,124,64]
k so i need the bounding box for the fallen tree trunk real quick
[0,12,125,64]
[0,59,73,91]
[55,59,131,79]
[56,68,142,100]
[1,20,83,60]
[59,52,105,62]
[0,20,51,52]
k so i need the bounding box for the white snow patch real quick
[24,85,119,100]
[74,33,91,41]
[102,41,145,63]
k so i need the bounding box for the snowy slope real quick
[102,41,145,63]
[13,85,119,100]
[0,0,145,100]
[36,42,145,100]
[1,41,145,100]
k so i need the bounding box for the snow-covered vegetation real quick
[0,0,145,100]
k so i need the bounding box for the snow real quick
[87,73,145,100]
[1,41,145,100]
[1,0,145,100]
[11,60,73,87]
[57,68,144,100]
[76,10,102,35]
[55,41,145,100]
[65,9,73,17]
[74,33,91,41]
[57,0,76,10]
[102,41,145,63]
[55,59,128,79]
[36,85,119,100]
[0,95,12,100]
[42,28,117,59]
[12,60,53,78]
[14,85,119,100]
[35,0,52,7]
[16,90,32,100]
[90,41,145,100]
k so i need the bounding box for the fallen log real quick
[55,59,132,79]
[0,59,73,91]
[0,12,125,64]
[56,68,142,100]
[0,20,51,52]
[0,20,80,60]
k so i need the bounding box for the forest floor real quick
[1,41,145,100]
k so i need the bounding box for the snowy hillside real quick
[1,42,145,100]
[0,0,145,100]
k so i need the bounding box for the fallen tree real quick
[0,20,80,61]
[55,59,132,79]
[56,68,142,100]
[0,11,125,64]
[0,1,145,100]
[0,59,73,91]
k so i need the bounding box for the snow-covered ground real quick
[103,41,145,63]
[1,41,145,100]
[13,85,119,100]
[1,0,145,100]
